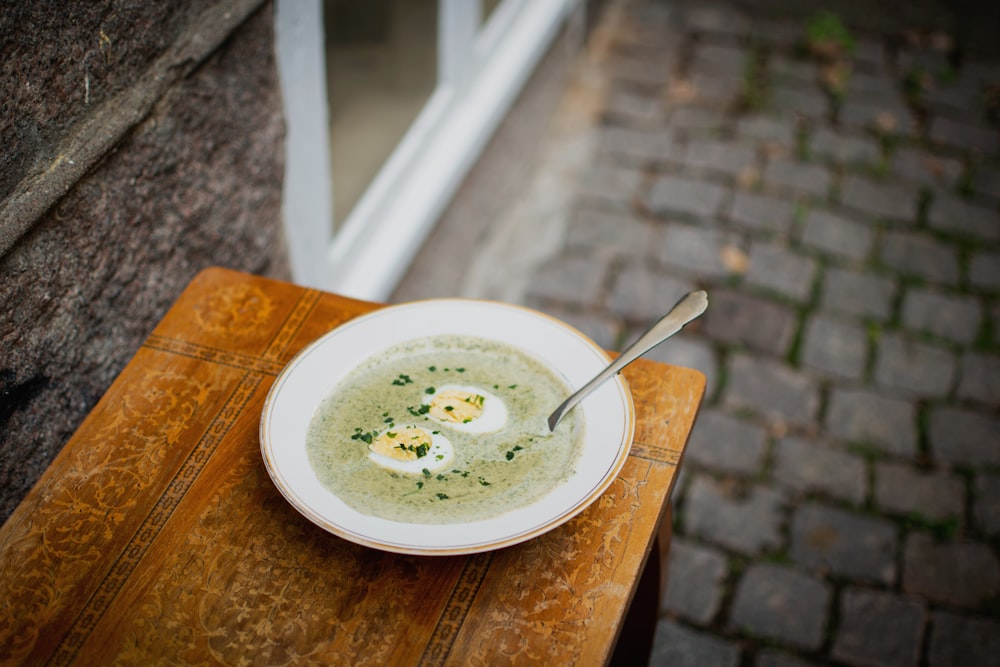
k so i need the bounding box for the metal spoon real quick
[547,290,708,431]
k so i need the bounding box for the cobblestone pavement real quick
[395,0,1000,664]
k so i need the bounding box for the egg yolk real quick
[369,425,432,462]
[429,389,485,424]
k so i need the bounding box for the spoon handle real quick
[547,290,708,431]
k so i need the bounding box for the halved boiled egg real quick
[367,424,454,475]
[422,384,508,434]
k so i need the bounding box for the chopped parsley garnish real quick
[407,404,430,416]
[422,468,431,477]
[478,477,491,486]
[392,374,413,386]
[350,428,376,444]
[508,384,518,389]
[425,387,435,394]
[456,368,465,373]
[428,366,437,372]
[436,493,449,500]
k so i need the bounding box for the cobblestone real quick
[723,354,820,425]
[927,611,1000,667]
[702,289,798,356]
[927,194,1000,241]
[839,93,916,136]
[728,564,831,650]
[727,191,796,235]
[524,254,608,306]
[608,263,695,322]
[657,223,736,280]
[598,125,675,165]
[745,242,818,303]
[680,139,757,177]
[820,267,896,321]
[685,409,767,475]
[825,388,917,457]
[874,333,956,399]
[772,437,867,505]
[661,537,728,623]
[683,474,785,556]
[874,461,965,522]
[789,502,897,584]
[738,115,797,146]
[646,174,728,219]
[903,533,1000,608]
[540,307,622,351]
[928,116,1000,156]
[566,208,654,258]
[969,250,1000,290]
[974,473,1000,535]
[762,159,833,198]
[840,176,919,223]
[644,333,719,397]
[809,128,880,166]
[891,147,962,190]
[650,619,741,667]
[900,288,982,344]
[578,163,644,210]
[771,86,828,120]
[831,588,926,667]
[800,209,874,262]
[800,313,868,379]
[756,650,822,667]
[927,406,1000,466]
[878,230,960,286]
[670,106,729,132]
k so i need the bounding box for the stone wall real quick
[0,1,290,522]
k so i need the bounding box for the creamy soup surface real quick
[306,335,584,523]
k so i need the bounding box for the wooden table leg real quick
[609,504,672,665]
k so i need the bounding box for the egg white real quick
[367,425,455,475]
[422,384,508,434]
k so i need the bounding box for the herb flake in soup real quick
[306,335,584,523]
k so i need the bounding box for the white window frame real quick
[275,0,578,301]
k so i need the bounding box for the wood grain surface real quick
[0,267,705,666]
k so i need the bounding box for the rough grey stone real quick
[790,502,897,584]
[763,160,833,198]
[526,253,609,306]
[670,107,729,132]
[756,650,822,667]
[603,87,665,126]
[974,473,1000,535]
[0,4,287,523]
[903,533,1000,608]
[973,165,1000,201]
[745,242,818,303]
[650,619,741,667]
[702,290,798,356]
[809,128,880,165]
[607,263,694,322]
[727,191,796,234]
[683,5,750,37]
[772,437,867,505]
[927,406,1000,467]
[539,307,622,351]
[927,611,1000,667]
[832,588,926,667]
[820,268,895,321]
[879,230,961,286]
[840,92,915,136]
[683,73,745,107]
[901,288,982,344]
[969,250,1000,290]
[874,333,955,399]
[662,538,728,623]
[800,209,874,261]
[729,564,831,650]
[841,176,919,223]
[685,409,768,474]
[874,461,965,522]
[657,223,736,280]
[770,56,818,85]
[723,354,820,426]
[927,194,1000,242]
[682,475,785,556]
[681,139,757,177]
[566,208,655,258]
[646,175,728,220]
[825,388,917,457]
[690,43,749,74]
[800,313,869,380]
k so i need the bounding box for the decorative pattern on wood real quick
[0,267,704,666]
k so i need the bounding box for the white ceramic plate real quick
[260,299,635,555]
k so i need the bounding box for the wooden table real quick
[0,268,704,666]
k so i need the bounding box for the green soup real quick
[306,335,584,523]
